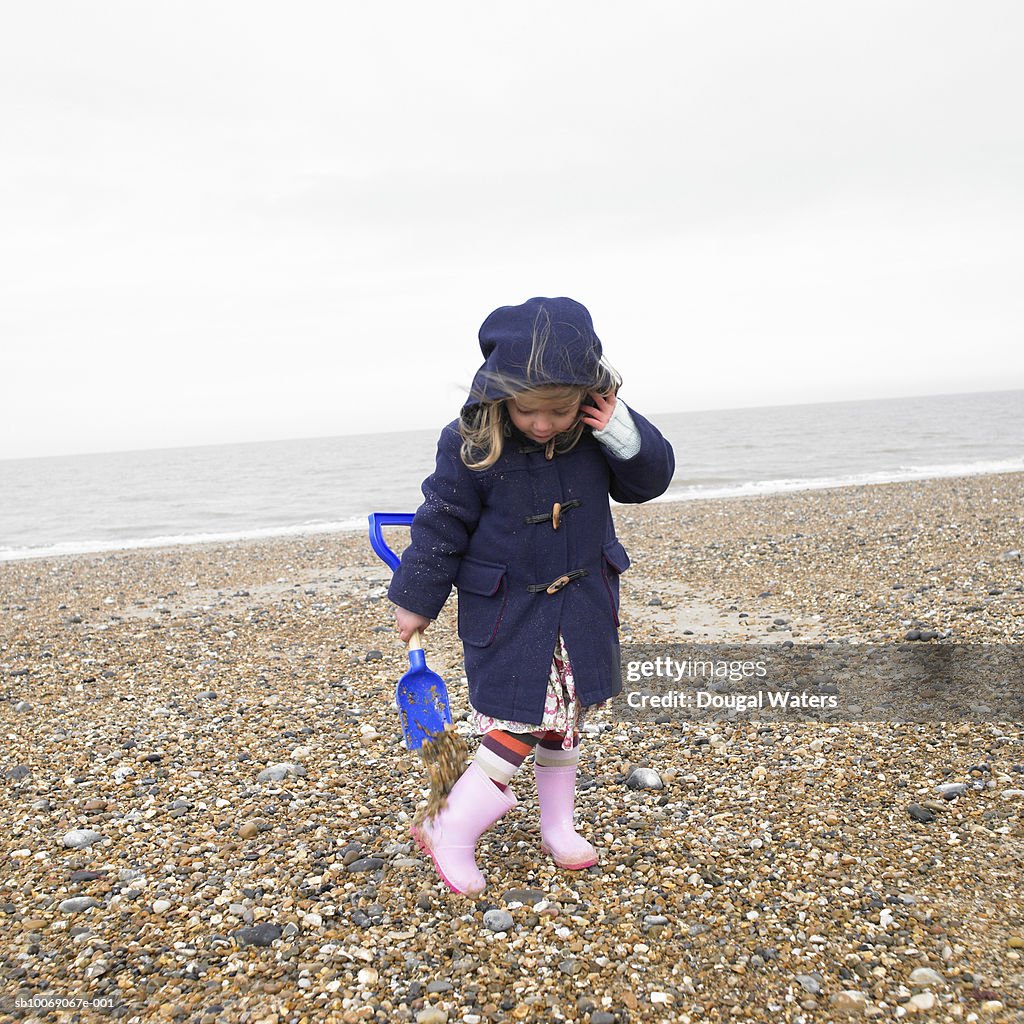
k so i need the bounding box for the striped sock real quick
[534,730,581,768]
[474,730,540,789]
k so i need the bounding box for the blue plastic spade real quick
[368,512,453,751]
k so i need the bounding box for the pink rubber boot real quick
[535,763,598,869]
[410,762,517,895]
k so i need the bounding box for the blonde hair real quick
[459,312,622,470]
[460,386,590,470]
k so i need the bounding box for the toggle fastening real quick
[546,573,570,593]
[523,498,581,527]
[526,568,589,594]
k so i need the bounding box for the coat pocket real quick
[601,540,631,626]
[455,557,508,648]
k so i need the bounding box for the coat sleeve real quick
[387,422,482,620]
[599,403,676,504]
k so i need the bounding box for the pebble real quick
[255,762,305,782]
[934,783,967,800]
[909,992,937,1011]
[830,991,868,1013]
[234,924,282,947]
[58,897,101,913]
[625,767,664,790]
[906,803,935,823]
[909,967,944,987]
[501,888,546,906]
[346,857,384,872]
[152,899,172,913]
[483,909,514,932]
[61,829,105,849]
[238,820,261,839]
[415,1010,448,1024]
[795,974,822,994]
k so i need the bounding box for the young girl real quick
[389,296,675,895]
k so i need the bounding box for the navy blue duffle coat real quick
[388,404,675,723]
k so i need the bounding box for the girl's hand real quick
[395,606,432,644]
[580,391,616,431]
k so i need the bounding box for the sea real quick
[1,389,1021,563]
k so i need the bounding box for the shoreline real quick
[4,466,1023,567]
[4,471,1021,644]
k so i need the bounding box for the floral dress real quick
[471,632,604,751]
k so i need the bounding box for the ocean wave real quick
[0,518,369,563]
[653,458,1024,503]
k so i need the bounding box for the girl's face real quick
[505,393,581,443]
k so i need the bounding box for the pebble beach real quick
[2,472,1023,1024]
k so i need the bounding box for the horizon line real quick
[2,384,1021,463]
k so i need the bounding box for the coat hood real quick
[466,296,604,409]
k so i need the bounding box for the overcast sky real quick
[2,1,1021,459]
